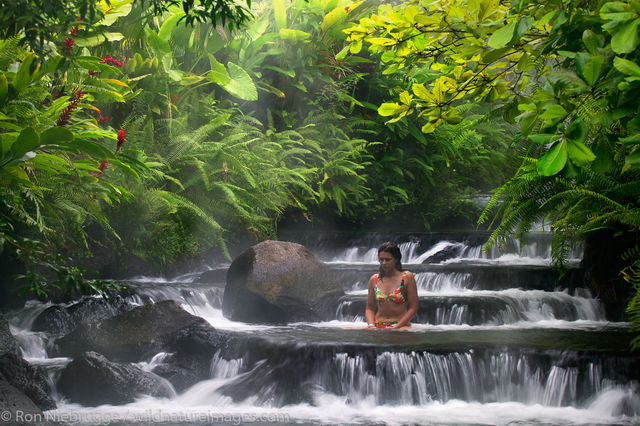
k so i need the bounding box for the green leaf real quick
[537,140,568,176]
[158,12,186,40]
[75,32,124,47]
[614,56,640,76]
[273,0,287,29]
[0,72,7,105]
[575,53,604,85]
[488,20,517,49]
[378,102,402,116]
[279,29,310,41]
[611,19,640,54]
[13,53,36,92]
[145,28,171,57]
[9,127,39,160]
[513,17,533,43]
[39,127,74,147]
[528,133,556,144]
[481,47,510,64]
[335,45,350,60]
[263,65,295,78]
[540,104,567,120]
[223,62,258,101]
[567,119,588,143]
[625,150,640,165]
[567,139,596,166]
[619,134,640,144]
[582,29,603,54]
[75,57,123,74]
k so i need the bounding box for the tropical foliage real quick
[343,0,640,348]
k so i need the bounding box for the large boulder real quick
[57,352,175,406]
[53,300,224,362]
[32,293,133,336]
[51,301,228,391]
[222,240,344,324]
[0,314,55,411]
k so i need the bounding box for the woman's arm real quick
[364,275,377,327]
[393,271,418,328]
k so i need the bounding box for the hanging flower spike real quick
[69,26,78,36]
[93,109,109,122]
[115,129,125,154]
[90,160,109,177]
[61,37,75,55]
[56,89,84,127]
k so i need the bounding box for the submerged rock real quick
[0,314,55,411]
[57,351,175,406]
[222,240,344,324]
[32,293,133,336]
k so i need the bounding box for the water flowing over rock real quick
[223,240,344,324]
[51,300,228,390]
[0,314,55,411]
[53,300,221,361]
[32,293,133,336]
[57,351,175,406]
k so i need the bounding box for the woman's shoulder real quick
[402,270,415,278]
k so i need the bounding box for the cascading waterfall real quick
[4,233,639,425]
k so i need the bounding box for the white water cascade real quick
[3,233,638,425]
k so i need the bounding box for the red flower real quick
[93,109,109,122]
[69,27,78,36]
[61,37,75,55]
[56,89,84,126]
[100,56,125,67]
[88,70,97,76]
[90,160,109,177]
[115,129,125,154]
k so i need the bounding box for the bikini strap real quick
[400,271,407,288]
[374,274,378,286]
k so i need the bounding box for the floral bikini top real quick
[374,272,407,304]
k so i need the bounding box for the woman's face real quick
[378,250,397,272]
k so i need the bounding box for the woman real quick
[365,242,418,329]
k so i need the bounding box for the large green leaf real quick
[39,127,74,147]
[9,127,39,161]
[614,56,640,76]
[575,53,604,85]
[611,19,640,54]
[207,55,230,85]
[158,12,185,40]
[537,140,568,176]
[567,139,596,166]
[223,63,258,101]
[273,0,287,29]
[75,32,124,47]
[13,53,36,92]
[488,20,517,49]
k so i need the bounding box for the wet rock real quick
[421,244,463,263]
[57,352,175,406]
[222,240,344,324]
[0,378,42,419]
[51,301,228,390]
[32,293,133,336]
[0,314,55,411]
[52,300,222,362]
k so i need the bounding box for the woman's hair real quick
[378,241,403,277]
